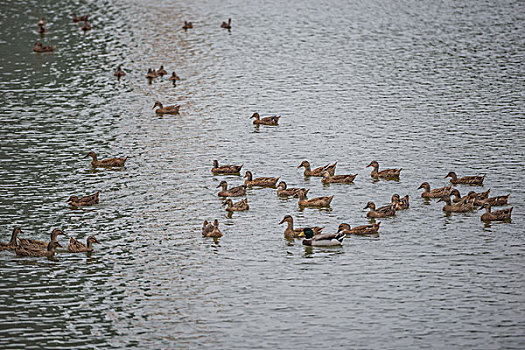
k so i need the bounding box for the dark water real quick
[0,0,524,348]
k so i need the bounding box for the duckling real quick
[87,151,127,167]
[81,20,91,31]
[465,189,491,206]
[250,113,280,126]
[153,101,180,114]
[16,241,62,258]
[481,194,510,207]
[276,181,308,197]
[183,21,193,30]
[114,66,126,78]
[169,72,181,81]
[157,65,167,77]
[202,220,214,236]
[0,227,22,251]
[33,41,55,53]
[66,191,100,207]
[297,189,333,208]
[364,201,396,218]
[391,194,409,210]
[480,203,513,222]
[437,195,475,212]
[68,236,100,252]
[224,198,249,212]
[278,215,324,239]
[244,171,279,188]
[297,160,337,177]
[216,181,247,197]
[337,222,380,236]
[204,219,222,238]
[221,18,231,29]
[18,228,65,250]
[211,160,242,175]
[445,171,485,185]
[366,161,401,179]
[37,17,46,26]
[73,12,89,22]
[321,171,357,184]
[418,182,452,198]
[299,228,345,247]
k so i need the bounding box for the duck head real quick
[444,171,457,179]
[364,201,375,210]
[298,227,314,239]
[417,182,430,190]
[297,160,310,169]
[250,113,260,120]
[216,181,228,189]
[337,223,351,232]
[366,161,379,169]
[279,215,293,225]
[153,101,163,109]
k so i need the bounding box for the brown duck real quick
[367,161,401,179]
[297,189,333,208]
[203,220,222,238]
[297,160,337,177]
[153,101,180,114]
[244,171,279,187]
[337,222,380,236]
[224,198,249,212]
[321,171,357,184]
[18,228,65,250]
[0,227,22,251]
[437,195,475,212]
[169,72,181,82]
[33,41,55,53]
[157,65,167,77]
[202,220,214,236]
[418,182,451,198]
[146,68,157,81]
[16,241,62,257]
[114,66,126,78]
[480,203,513,222]
[276,181,308,197]
[278,215,324,239]
[73,12,89,22]
[445,171,485,185]
[217,181,247,197]
[221,18,231,29]
[68,236,100,252]
[251,113,280,126]
[211,160,242,175]
[81,20,91,31]
[87,151,127,167]
[391,194,409,210]
[465,189,491,205]
[67,191,100,207]
[481,194,510,207]
[183,21,193,30]
[364,201,396,218]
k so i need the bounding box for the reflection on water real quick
[0,0,524,348]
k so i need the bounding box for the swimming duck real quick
[299,228,345,247]
[278,215,324,239]
[68,236,100,252]
[37,17,46,26]
[444,171,485,185]
[366,161,401,179]
[87,151,127,167]
[16,241,62,258]
[244,171,279,188]
[146,68,157,81]
[465,189,491,206]
[0,227,22,251]
[81,20,91,31]
[364,201,396,218]
[211,160,242,175]
[114,66,126,78]
[321,171,357,184]
[250,113,280,126]
[297,189,333,208]
[33,41,55,53]
[297,160,337,177]
[202,220,214,236]
[337,222,380,236]
[391,194,409,210]
[224,198,249,212]
[157,65,167,77]
[221,18,231,29]
[437,195,475,212]
[417,182,452,198]
[481,194,510,207]
[169,72,181,81]
[18,228,65,250]
[67,191,100,207]
[216,181,247,197]
[276,181,308,197]
[73,12,89,22]
[183,21,193,30]
[153,101,180,114]
[203,219,222,238]
[480,203,513,222]
[38,24,47,34]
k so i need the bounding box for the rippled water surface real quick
[1,0,524,348]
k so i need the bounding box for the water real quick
[0,0,524,348]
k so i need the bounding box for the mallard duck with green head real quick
[299,228,345,246]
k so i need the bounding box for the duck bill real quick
[417,185,423,189]
[298,231,305,237]
[278,218,285,224]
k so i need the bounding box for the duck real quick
[68,236,100,253]
[87,151,127,167]
[297,189,333,208]
[202,220,214,236]
[299,228,345,247]
[224,198,249,212]
[449,189,467,203]
[211,160,242,174]
[465,189,491,206]
[221,18,231,29]
[153,101,180,114]
[66,191,100,207]
[146,68,157,81]
[481,194,510,207]
[0,227,22,251]
[417,182,452,198]
[114,66,126,78]
[297,160,337,177]
[183,21,193,30]
[37,17,46,26]
[216,181,247,197]
[169,72,181,82]
[366,161,401,179]
[73,12,89,22]
[437,195,475,212]
[244,171,279,187]
[81,20,91,31]
[480,203,513,222]
[278,215,324,239]
[38,24,47,34]
[157,65,167,77]
[444,171,485,185]
[16,241,62,258]
[391,194,409,210]
[33,41,55,53]
[250,113,280,126]
[18,228,65,250]
[203,219,222,238]
[321,171,357,184]
[364,201,396,218]
[337,222,380,236]
[276,181,308,197]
